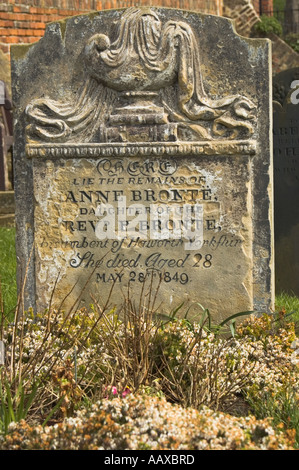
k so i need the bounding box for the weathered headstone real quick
[273,68,299,296]
[11,7,274,321]
[0,80,13,191]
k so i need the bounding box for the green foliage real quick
[157,301,256,337]
[245,387,299,448]
[254,15,283,36]
[0,227,17,318]
[275,292,299,333]
[0,375,64,436]
[273,0,285,9]
[276,291,299,314]
[0,377,38,435]
[284,33,299,52]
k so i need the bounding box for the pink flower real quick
[122,387,131,398]
[103,385,131,399]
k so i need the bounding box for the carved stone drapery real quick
[26,7,256,144]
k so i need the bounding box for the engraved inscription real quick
[33,154,252,313]
[273,68,299,296]
[273,117,299,177]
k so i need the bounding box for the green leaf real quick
[229,320,236,338]
[42,396,64,428]
[23,382,39,418]
[195,303,211,330]
[218,310,256,328]
[16,382,25,421]
[171,302,185,319]
[4,382,15,423]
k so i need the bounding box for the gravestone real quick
[11,7,274,321]
[0,80,13,191]
[273,68,299,296]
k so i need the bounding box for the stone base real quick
[0,213,15,227]
[104,123,178,143]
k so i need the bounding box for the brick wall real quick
[270,32,299,74]
[252,0,274,15]
[223,0,299,74]
[1,0,298,75]
[223,0,260,36]
[0,0,223,56]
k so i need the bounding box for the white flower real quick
[291,351,299,366]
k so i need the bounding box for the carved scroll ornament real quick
[26,7,256,143]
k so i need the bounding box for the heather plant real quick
[1,289,298,433]
[0,303,109,424]
[150,318,255,410]
[1,394,296,450]
[0,244,298,449]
